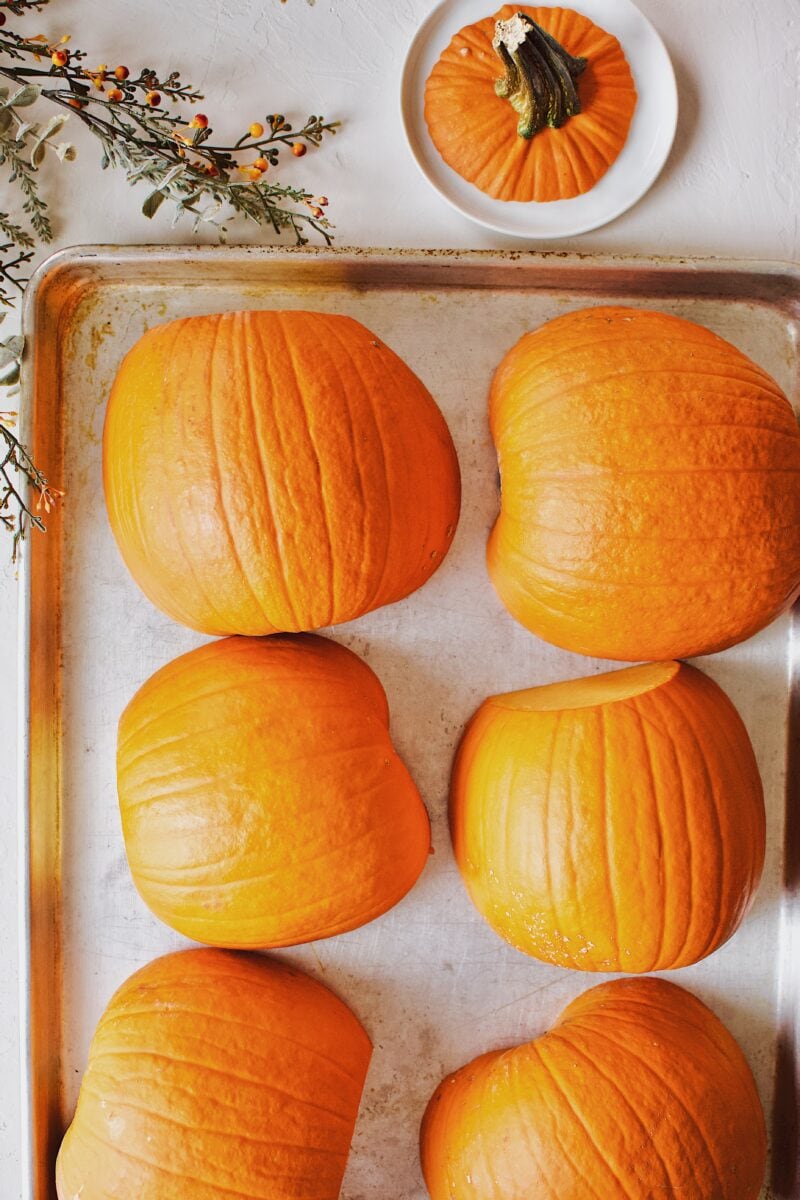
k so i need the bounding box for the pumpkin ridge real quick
[95,1008,367,1085]
[556,127,592,198]
[316,312,394,614]
[526,464,800,479]
[595,707,621,968]
[237,315,297,629]
[528,1040,635,1199]
[527,418,800,448]
[492,535,793,588]
[249,314,313,630]
[546,1029,676,1192]
[69,1122,268,1200]
[493,343,787,393]
[134,789,420,894]
[122,729,394,810]
[161,323,233,633]
[208,318,275,630]
[84,1070,352,1123]
[542,710,561,926]
[508,513,800,545]
[658,686,726,965]
[575,1021,730,1194]
[507,1051,563,1199]
[494,367,789,420]
[124,705,390,765]
[275,311,338,627]
[563,125,610,188]
[669,676,764,948]
[626,702,668,970]
[80,1083,349,1155]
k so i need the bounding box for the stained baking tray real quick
[18,246,800,1199]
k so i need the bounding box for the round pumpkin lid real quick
[424,4,637,202]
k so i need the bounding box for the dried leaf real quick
[141,188,166,219]
[55,142,77,162]
[7,85,42,109]
[35,114,68,143]
[30,140,46,168]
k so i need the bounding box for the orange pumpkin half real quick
[56,948,371,1200]
[451,660,765,972]
[489,305,800,660]
[424,6,637,202]
[118,633,431,947]
[103,309,461,636]
[421,976,766,1200]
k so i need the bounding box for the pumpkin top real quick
[424,5,637,203]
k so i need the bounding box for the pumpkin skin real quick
[421,976,767,1200]
[55,948,372,1200]
[103,309,461,636]
[451,660,765,972]
[117,633,431,947]
[489,305,800,660]
[424,6,637,203]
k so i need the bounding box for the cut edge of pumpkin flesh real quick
[490,660,681,712]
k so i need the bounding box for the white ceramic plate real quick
[401,0,678,238]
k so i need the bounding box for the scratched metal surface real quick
[19,247,800,1199]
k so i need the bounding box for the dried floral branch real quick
[0,414,62,559]
[0,0,339,557]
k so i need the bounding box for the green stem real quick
[493,12,587,140]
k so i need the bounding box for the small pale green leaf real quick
[0,362,21,386]
[0,111,13,135]
[142,189,166,219]
[0,339,23,369]
[35,114,68,144]
[157,165,184,191]
[8,85,42,108]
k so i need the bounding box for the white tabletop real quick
[1,0,798,1191]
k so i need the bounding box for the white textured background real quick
[1,0,799,1193]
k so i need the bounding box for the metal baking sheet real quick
[18,246,800,1199]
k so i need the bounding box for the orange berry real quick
[190,113,209,129]
[249,122,264,138]
[311,207,324,219]
[51,49,69,67]
[67,97,85,109]
[292,142,307,157]
[107,87,123,103]
[114,65,130,81]
[239,165,262,181]
[253,157,268,172]
[317,196,329,206]
[145,90,161,107]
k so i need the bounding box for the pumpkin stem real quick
[493,13,587,140]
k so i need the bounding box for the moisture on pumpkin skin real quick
[55,949,372,1200]
[421,976,767,1200]
[424,5,637,203]
[103,308,461,637]
[117,633,431,948]
[489,304,800,660]
[451,660,765,972]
